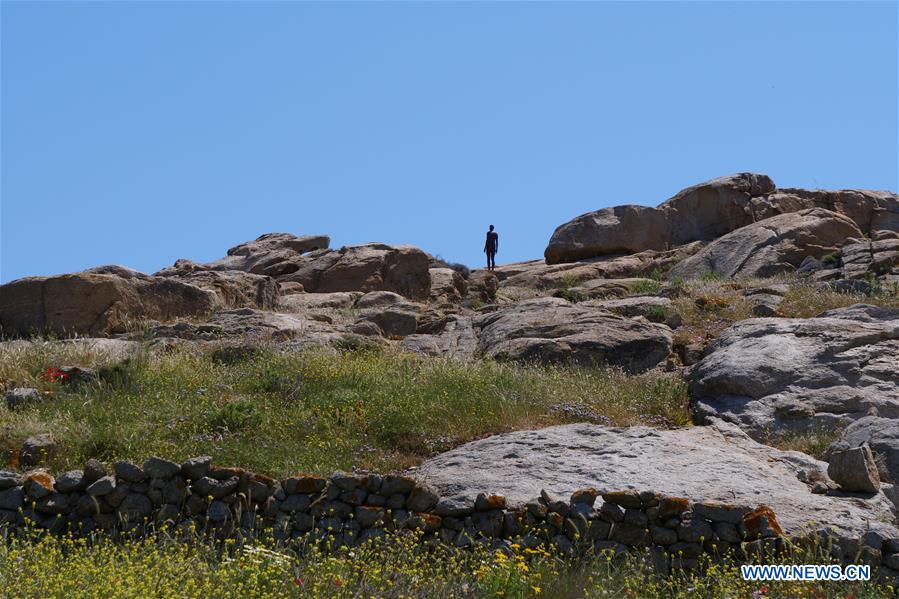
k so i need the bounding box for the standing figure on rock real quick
[484,225,499,271]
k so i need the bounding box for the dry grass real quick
[0,343,690,477]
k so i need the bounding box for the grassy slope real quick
[0,346,689,476]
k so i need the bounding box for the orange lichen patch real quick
[26,471,54,489]
[210,466,246,478]
[285,473,327,494]
[484,494,507,510]
[657,496,691,519]
[743,505,784,538]
[547,512,564,528]
[413,513,443,532]
[570,488,598,505]
[246,472,276,486]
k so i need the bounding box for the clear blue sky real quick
[2,1,897,282]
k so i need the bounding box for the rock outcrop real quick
[0,271,218,337]
[476,298,672,372]
[668,208,863,279]
[280,243,431,300]
[689,305,899,438]
[545,173,775,263]
[416,421,898,538]
[404,297,672,373]
[545,173,898,265]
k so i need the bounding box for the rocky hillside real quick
[1,172,898,579]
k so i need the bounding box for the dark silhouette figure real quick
[484,225,499,271]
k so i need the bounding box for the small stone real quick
[602,490,642,509]
[20,435,56,467]
[83,459,108,483]
[714,521,742,543]
[279,494,312,513]
[610,522,650,545]
[330,471,361,491]
[677,518,715,543]
[143,457,181,479]
[650,525,677,545]
[23,473,55,500]
[5,387,41,410]
[570,488,598,506]
[117,493,153,522]
[207,500,231,522]
[475,493,508,511]
[192,476,238,499]
[694,501,745,524]
[599,502,624,522]
[0,487,24,510]
[180,456,212,480]
[380,475,415,496]
[114,461,147,483]
[827,443,880,493]
[86,476,117,496]
[283,474,327,495]
[407,485,439,512]
[55,470,86,493]
[0,470,23,490]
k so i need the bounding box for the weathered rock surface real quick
[476,298,672,372]
[838,237,899,284]
[0,271,217,337]
[278,291,363,313]
[160,233,330,277]
[689,305,899,438]
[405,297,672,372]
[838,416,899,484]
[827,443,881,493]
[429,268,468,303]
[403,315,480,360]
[545,173,775,263]
[160,235,431,300]
[281,243,431,300]
[544,173,897,264]
[416,421,898,538]
[669,209,863,279]
[158,270,280,311]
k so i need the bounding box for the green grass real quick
[629,280,663,295]
[1,528,892,599]
[0,344,690,476]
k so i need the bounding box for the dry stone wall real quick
[1,457,897,576]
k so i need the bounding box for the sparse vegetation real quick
[0,344,690,476]
[629,279,663,295]
[1,526,892,598]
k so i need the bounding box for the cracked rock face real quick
[668,208,863,279]
[688,305,899,438]
[403,297,673,373]
[416,421,899,538]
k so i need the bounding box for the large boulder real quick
[416,421,899,538]
[476,298,672,372]
[545,173,774,264]
[688,305,899,439]
[0,271,217,337]
[282,243,431,300]
[752,188,899,236]
[668,208,863,279]
[404,297,672,373]
[161,233,330,277]
[159,270,280,310]
[544,173,898,265]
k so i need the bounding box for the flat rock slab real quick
[688,304,899,437]
[416,422,898,538]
